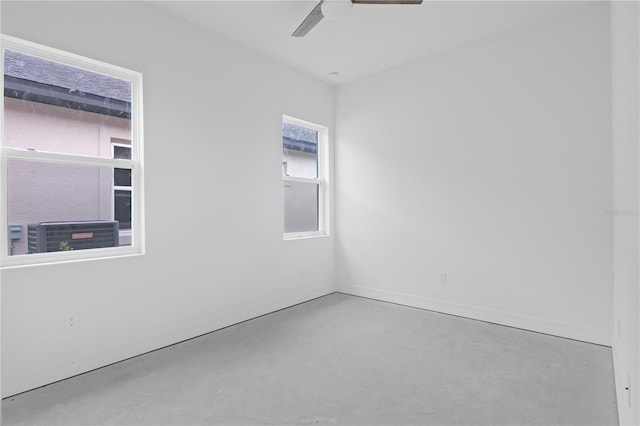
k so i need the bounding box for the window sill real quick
[0,246,144,269]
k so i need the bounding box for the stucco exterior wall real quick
[4,96,131,255]
[283,149,319,233]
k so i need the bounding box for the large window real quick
[282,116,328,238]
[1,35,144,267]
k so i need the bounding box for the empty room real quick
[0,0,638,425]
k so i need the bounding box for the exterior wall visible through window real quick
[4,99,132,255]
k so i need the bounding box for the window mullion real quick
[2,147,133,169]
[283,175,321,185]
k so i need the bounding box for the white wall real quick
[611,2,640,424]
[0,1,335,397]
[335,3,613,345]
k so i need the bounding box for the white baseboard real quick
[612,343,640,425]
[4,284,611,397]
[339,284,611,346]
[2,285,334,398]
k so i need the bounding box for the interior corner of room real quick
[0,0,638,425]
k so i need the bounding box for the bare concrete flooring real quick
[2,293,618,425]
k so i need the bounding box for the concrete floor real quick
[2,293,618,425]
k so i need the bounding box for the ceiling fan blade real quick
[292,2,325,37]
[352,0,422,3]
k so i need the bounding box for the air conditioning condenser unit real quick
[28,221,120,253]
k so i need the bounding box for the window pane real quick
[113,145,131,159]
[114,190,132,231]
[282,122,318,179]
[114,168,132,187]
[7,159,128,255]
[3,49,132,157]
[283,181,319,233]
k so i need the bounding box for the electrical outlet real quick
[440,273,448,285]
[65,313,78,330]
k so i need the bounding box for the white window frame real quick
[0,35,145,268]
[282,115,329,240]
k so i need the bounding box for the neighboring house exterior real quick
[4,50,132,255]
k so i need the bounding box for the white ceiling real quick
[151,0,590,85]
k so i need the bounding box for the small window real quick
[282,116,328,238]
[112,141,132,233]
[1,35,144,267]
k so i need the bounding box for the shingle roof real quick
[282,123,318,153]
[282,123,317,144]
[4,49,130,102]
